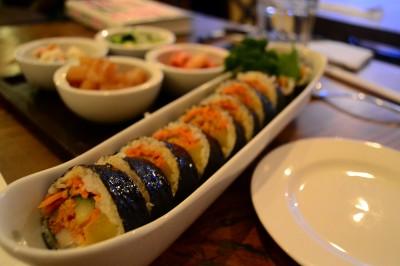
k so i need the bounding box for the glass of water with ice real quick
[256,0,318,44]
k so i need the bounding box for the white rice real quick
[216,80,265,125]
[237,71,278,108]
[154,122,210,176]
[201,94,254,141]
[180,105,236,159]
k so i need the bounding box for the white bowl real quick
[95,26,176,58]
[145,43,228,95]
[54,56,163,123]
[15,37,108,90]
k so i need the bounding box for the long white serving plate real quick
[0,44,326,266]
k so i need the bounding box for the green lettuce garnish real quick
[224,38,300,79]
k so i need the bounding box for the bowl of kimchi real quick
[146,43,228,95]
[54,56,163,123]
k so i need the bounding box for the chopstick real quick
[325,64,400,104]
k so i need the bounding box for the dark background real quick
[1,0,399,65]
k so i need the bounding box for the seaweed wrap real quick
[216,80,274,127]
[201,94,255,142]
[38,164,149,249]
[179,105,241,159]
[152,122,224,179]
[237,71,285,111]
[118,137,199,201]
[97,156,174,219]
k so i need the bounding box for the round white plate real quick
[251,138,400,266]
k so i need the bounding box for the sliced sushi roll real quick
[179,105,242,160]
[202,134,226,178]
[97,155,174,219]
[118,136,199,202]
[164,142,200,199]
[92,165,149,230]
[152,122,224,179]
[297,61,313,88]
[124,157,175,218]
[201,94,255,142]
[216,80,274,127]
[237,71,285,111]
[277,75,296,101]
[38,164,149,249]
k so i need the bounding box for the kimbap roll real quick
[97,155,174,219]
[118,137,199,201]
[201,94,255,142]
[297,61,313,88]
[237,71,285,111]
[179,105,240,159]
[152,122,224,179]
[34,44,308,252]
[38,164,149,249]
[216,80,274,127]
[277,75,296,100]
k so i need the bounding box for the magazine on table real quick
[66,0,192,34]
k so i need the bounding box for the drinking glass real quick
[256,0,319,44]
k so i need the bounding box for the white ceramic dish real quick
[145,43,228,95]
[0,173,28,266]
[54,56,163,123]
[0,246,27,266]
[251,138,400,266]
[95,26,176,58]
[0,44,325,266]
[0,172,6,193]
[15,37,108,90]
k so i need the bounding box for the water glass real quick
[256,0,319,44]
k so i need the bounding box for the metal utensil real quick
[324,65,400,104]
[312,83,400,115]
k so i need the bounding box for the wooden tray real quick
[0,75,177,159]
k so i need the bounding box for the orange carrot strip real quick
[38,190,68,209]
[38,190,69,216]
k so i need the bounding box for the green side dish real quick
[108,31,164,46]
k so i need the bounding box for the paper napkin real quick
[309,40,373,71]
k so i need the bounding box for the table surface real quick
[318,0,400,35]
[315,0,400,61]
[1,13,400,266]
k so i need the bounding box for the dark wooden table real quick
[1,13,400,266]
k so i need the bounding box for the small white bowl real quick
[54,56,163,123]
[95,26,176,58]
[145,43,228,95]
[15,37,108,90]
